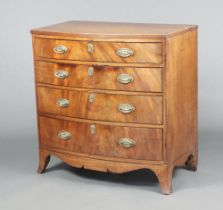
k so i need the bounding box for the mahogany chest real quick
[31,21,198,194]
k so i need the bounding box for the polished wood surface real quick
[37,83,163,96]
[32,21,198,194]
[31,20,197,39]
[38,147,191,194]
[34,38,163,64]
[37,86,163,124]
[165,29,198,166]
[41,113,164,129]
[35,61,162,92]
[39,116,163,161]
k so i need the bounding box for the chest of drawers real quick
[31,21,198,194]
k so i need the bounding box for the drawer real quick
[39,116,163,161]
[35,61,162,92]
[37,87,163,124]
[34,38,163,64]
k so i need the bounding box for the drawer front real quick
[39,116,163,161]
[34,38,163,64]
[37,87,163,124]
[35,61,162,92]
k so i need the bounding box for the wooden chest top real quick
[31,20,197,39]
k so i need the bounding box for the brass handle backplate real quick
[55,70,69,79]
[57,98,70,108]
[117,74,134,84]
[53,45,68,54]
[57,130,72,140]
[119,138,136,148]
[116,48,134,57]
[118,104,135,114]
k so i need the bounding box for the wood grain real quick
[40,143,164,165]
[36,84,163,96]
[165,29,198,167]
[31,20,197,39]
[39,116,163,161]
[38,147,192,194]
[34,56,164,68]
[37,149,50,174]
[34,38,163,64]
[40,113,164,129]
[37,86,163,124]
[35,61,162,92]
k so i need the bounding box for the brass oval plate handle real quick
[87,43,94,53]
[119,138,136,148]
[117,73,134,84]
[57,130,72,140]
[55,70,69,79]
[116,48,134,58]
[118,104,135,114]
[53,45,68,54]
[57,98,70,108]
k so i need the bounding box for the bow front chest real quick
[31,21,198,194]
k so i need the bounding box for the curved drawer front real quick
[34,38,163,64]
[35,61,162,92]
[37,87,162,124]
[39,116,163,161]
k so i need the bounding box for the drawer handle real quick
[55,70,69,79]
[116,48,134,57]
[57,98,70,108]
[118,104,135,114]
[53,45,68,54]
[119,138,136,148]
[58,130,72,140]
[117,74,134,84]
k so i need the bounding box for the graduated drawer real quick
[34,38,163,64]
[37,87,163,124]
[35,61,162,92]
[39,116,163,161]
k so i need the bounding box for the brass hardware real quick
[57,130,72,140]
[90,124,96,134]
[53,45,68,54]
[89,93,95,103]
[119,138,136,148]
[57,98,70,108]
[87,43,94,53]
[55,70,69,79]
[117,74,134,84]
[118,104,135,114]
[88,67,94,76]
[116,48,134,57]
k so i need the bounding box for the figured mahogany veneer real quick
[37,86,162,124]
[39,116,163,161]
[35,61,162,92]
[34,38,163,64]
[31,21,198,194]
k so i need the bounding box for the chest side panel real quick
[165,29,198,163]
